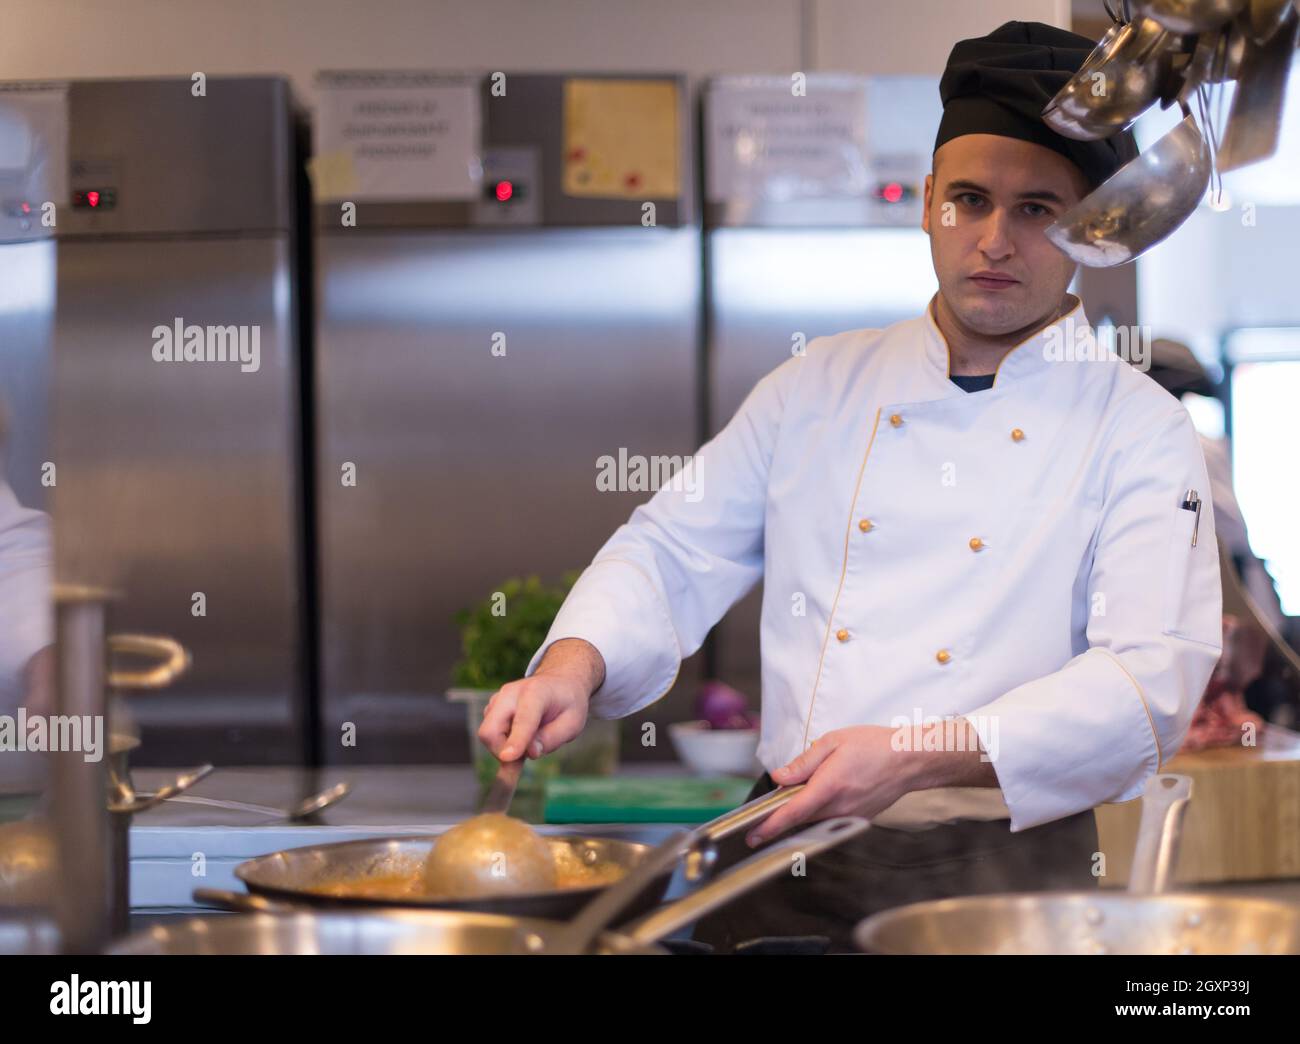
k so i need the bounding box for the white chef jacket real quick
[527,297,1223,832]
[0,477,52,714]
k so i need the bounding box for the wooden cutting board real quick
[1095,727,1300,886]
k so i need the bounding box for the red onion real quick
[696,680,758,730]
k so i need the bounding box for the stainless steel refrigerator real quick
[313,72,702,762]
[0,84,59,759]
[49,77,310,763]
[0,83,61,515]
[702,75,943,697]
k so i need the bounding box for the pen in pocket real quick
[1180,489,1201,547]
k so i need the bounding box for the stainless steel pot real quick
[855,774,1300,955]
[110,816,869,955]
[0,603,197,945]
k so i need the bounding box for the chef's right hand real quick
[477,638,605,761]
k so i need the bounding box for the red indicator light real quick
[494,180,513,202]
[87,190,101,208]
[20,201,30,214]
[882,182,904,204]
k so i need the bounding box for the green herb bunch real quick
[450,572,578,690]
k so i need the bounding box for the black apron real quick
[690,772,1099,954]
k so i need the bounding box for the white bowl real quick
[669,720,762,777]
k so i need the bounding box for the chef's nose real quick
[977,207,1014,261]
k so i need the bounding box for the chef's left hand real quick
[746,726,915,848]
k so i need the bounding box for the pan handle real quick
[675,784,806,882]
[108,634,191,691]
[1127,773,1192,894]
[620,815,870,946]
[696,783,805,842]
[193,887,298,914]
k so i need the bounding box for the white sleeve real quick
[0,484,52,714]
[964,407,1223,831]
[525,354,802,719]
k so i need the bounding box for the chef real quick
[479,22,1224,952]
[0,401,53,755]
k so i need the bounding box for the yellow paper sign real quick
[307,149,359,201]
[562,79,680,199]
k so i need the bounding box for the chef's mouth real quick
[969,271,1021,290]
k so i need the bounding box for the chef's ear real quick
[921,172,934,235]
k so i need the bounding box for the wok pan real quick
[225,784,803,920]
[113,816,867,955]
[855,773,1300,955]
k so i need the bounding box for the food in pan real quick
[550,844,627,888]
[303,824,632,902]
[310,871,425,900]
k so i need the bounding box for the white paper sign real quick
[705,77,870,203]
[314,73,481,201]
[0,83,69,212]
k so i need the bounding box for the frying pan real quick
[223,784,803,920]
[113,816,867,955]
[855,773,1300,955]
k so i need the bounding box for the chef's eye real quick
[956,192,985,208]
[1022,202,1051,218]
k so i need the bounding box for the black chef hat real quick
[935,21,1139,189]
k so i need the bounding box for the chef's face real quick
[923,134,1091,336]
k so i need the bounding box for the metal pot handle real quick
[192,887,297,914]
[107,634,191,690]
[1127,772,1192,894]
[622,815,870,945]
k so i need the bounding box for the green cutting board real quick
[543,775,755,824]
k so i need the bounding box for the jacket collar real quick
[919,293,1090,391]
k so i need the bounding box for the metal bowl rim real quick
[854,889,1300,954]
